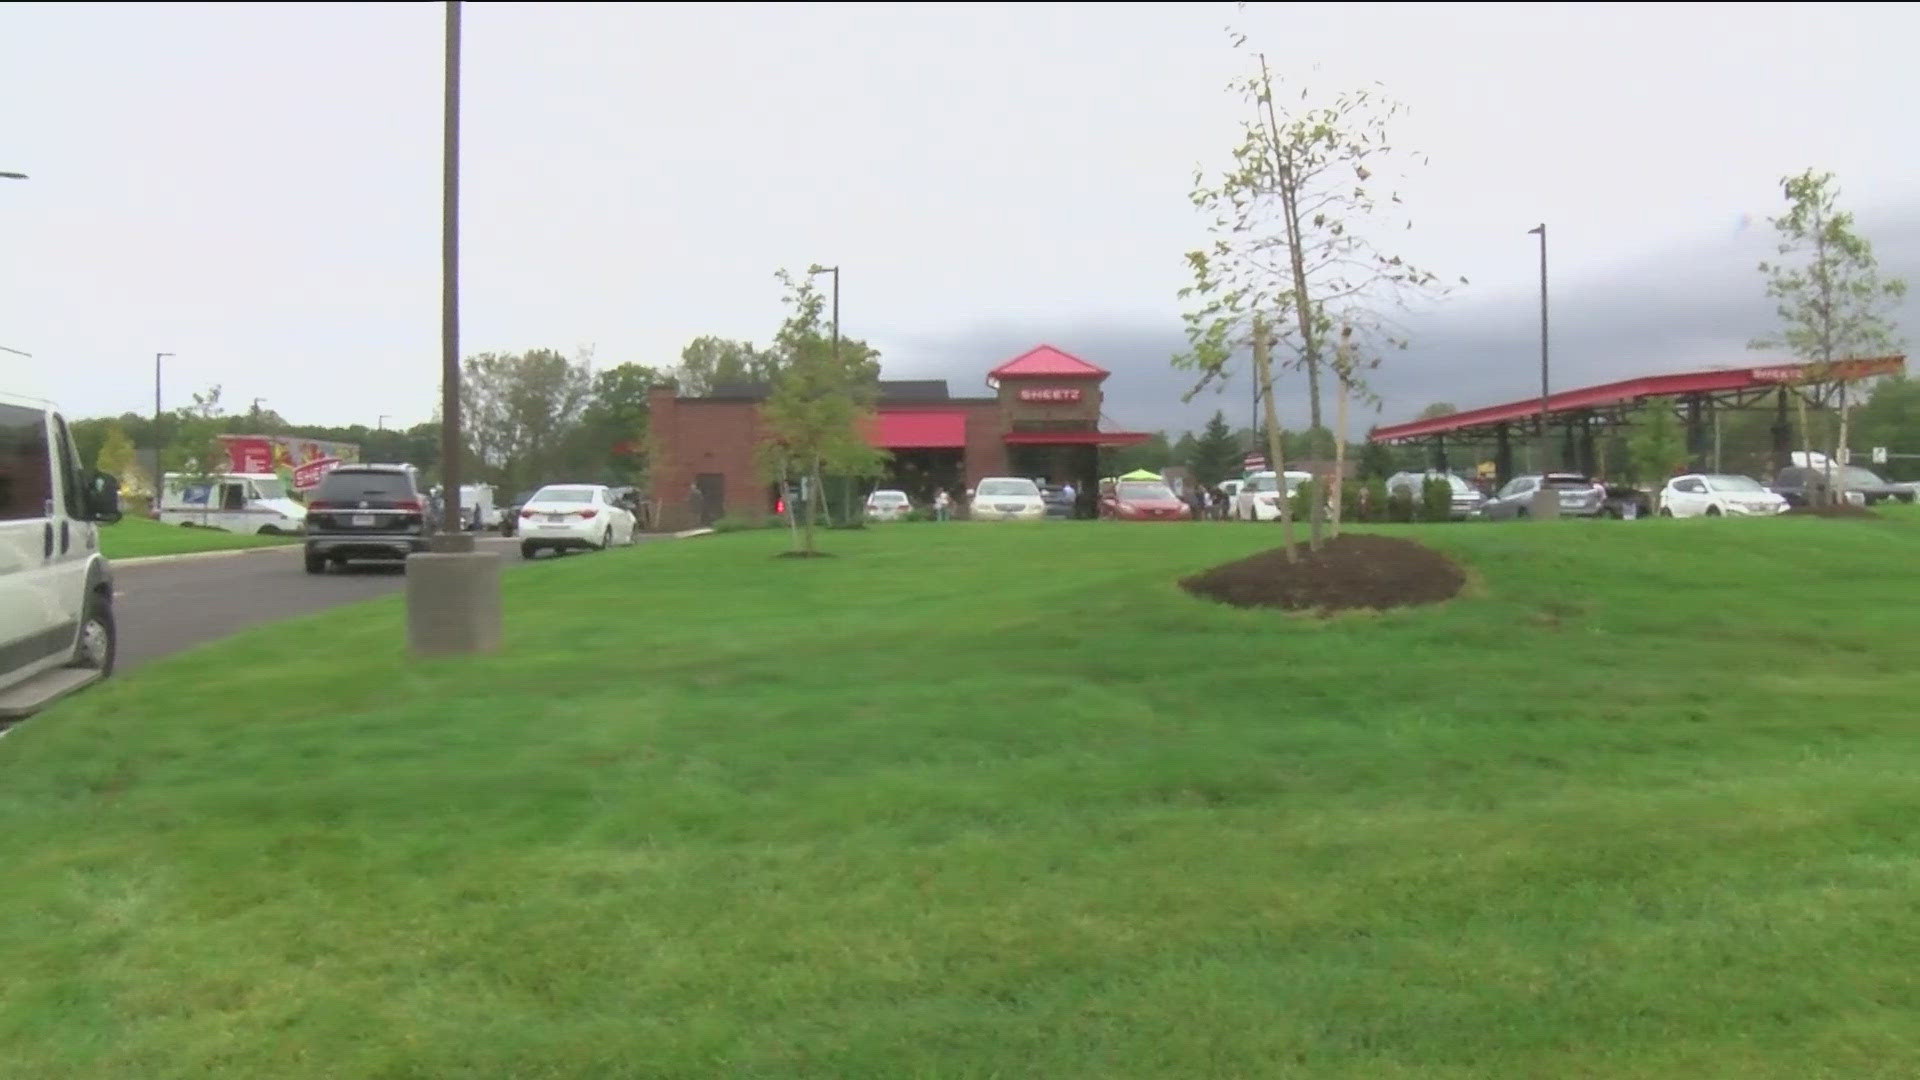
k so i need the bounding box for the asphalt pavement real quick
[112,536,535,672]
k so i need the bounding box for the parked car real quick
[1769,465,1912,507]
[969,477,1046,521]
[1385,471,1486,519]
[498,488,541,537]
[1599,484,1653,520]
[1098,477,1191,521]
[1231,470,1313,521]
[518,484,640,558]
[156,471,307,535]
[0,392,123,719]
[865,489,913,521]
[1657,473,1788,518]
[1483,473,1607,519]
[303,463,435,573]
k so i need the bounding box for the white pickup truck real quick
[0,391,124,719]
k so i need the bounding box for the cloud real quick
[884,208,1920,436]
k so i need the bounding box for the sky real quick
[3,1,1918,436]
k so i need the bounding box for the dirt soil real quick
[1181,533,1465,614]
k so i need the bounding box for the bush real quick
[1363,478,1390,523]
[1386,488,1415,523]
[1339,479,1362,523]
[1289,478,1320,522]
[1419,477,1454,522]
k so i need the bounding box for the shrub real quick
[1289,478,1320,522]
[1339,479,1362,524]
[1419,477,1454,522]
[1363,478,1390,523]
[1386,488,1415,523]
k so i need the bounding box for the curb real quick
[111,545,296,569]
[672,528,716,539]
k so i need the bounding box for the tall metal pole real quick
[438,0,464,536]
[1528,224,1549,471]
[154,352,174,472]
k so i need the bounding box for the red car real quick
[1099,479,1192,521]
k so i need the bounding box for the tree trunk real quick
[1329,330,1351,539]
[1254,317,1297,561]
[1794,389,1818,507]
[1834,386,1853,505]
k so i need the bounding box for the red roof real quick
[1371,355,1906,442]
[868,410,968,449]
[988,344,1109,380]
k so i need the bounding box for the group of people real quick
[1181,482,1234,521]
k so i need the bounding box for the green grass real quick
[96,516,299,560]
[5,516,1920,1077]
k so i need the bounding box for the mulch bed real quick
[1783,505,1881,519]
[1180,533,1464,614]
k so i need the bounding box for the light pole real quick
[0,172,25,181]
[404,0,501,658]
[378,414,391,430]
[1527,224,1549,472]
[808,263,843,519]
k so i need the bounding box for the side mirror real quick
[88,471,124,524]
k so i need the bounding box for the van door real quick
[217,478,249,532]
[47,414,95,645]
[0,401,66,688]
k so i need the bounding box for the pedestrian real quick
[1060,479,1078,519]
[1185,479,1206,521]
[934,488,951,522]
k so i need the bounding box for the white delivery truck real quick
[157,472,307,535]
[460,483,499,530]
[0,390,124,718]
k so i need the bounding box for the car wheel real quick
[258,525,283,536]
[304,551,327,574]
[1658,507,1673,518]
[521,541,540,560]
[1516,507,1529,519]
[600,526,613,550]
[71,588,116,676]
[1705,505,1721,517]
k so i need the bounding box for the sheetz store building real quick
[649,345,1150,525]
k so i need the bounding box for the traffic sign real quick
[1872,446,1889,465]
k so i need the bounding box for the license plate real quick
[351,514,376,527]
[547,514,566,523]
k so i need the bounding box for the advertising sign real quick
[220,434,361,490]
[292,457,344,491]
[1017,386,1083,403]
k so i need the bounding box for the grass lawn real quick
[5,516,1920,1077]
[97,516,299,560]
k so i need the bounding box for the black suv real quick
[303,464,434,573]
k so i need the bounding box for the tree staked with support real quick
[1175,21,1455,556]
[1750,169,1907,504]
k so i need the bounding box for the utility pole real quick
[438,0,464,537]
[1527,224,1550,473]
[153,352,175,476]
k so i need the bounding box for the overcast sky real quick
[3,1,1917,435]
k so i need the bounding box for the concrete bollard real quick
[405,533,503,656]
[1529,487,1560,520]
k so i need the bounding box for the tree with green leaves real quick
[1628,403,1688,510]
[1750,169,1907,503]
[164,386,230,524]
[675,336,775,396]
[563,362,661,484]
[94,423,141,496]
[1186,411,1242,485]
[459,347,594,490]
[757,269,885,555]
[1176,27,1452,557]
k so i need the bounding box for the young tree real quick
[1187,411,1242,485]
[94,423,143,496]
[1750,169,1907,503]
[1176,29,1453,556]
[757,269,884,555]
[165,386,230,524]
[1628,402,1688,509]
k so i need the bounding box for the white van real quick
[0,392,124,718]
[157,471,306,535]
[460,483,499,530]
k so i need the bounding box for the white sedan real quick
[1659,473,1789,518]
[1232,470,1313,521]
[865,489,913,521]
[969,477,1046,521]
[517,484,640,558]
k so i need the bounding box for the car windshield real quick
[1117,481,1174,500]
[1842,466,1887,486]
[316,470,413,498]
[869,491,908,504]
[531,486,598,504]
[1245,474,1308,494]
[1544,474,1595,489]
[977,479,1038,497]
[251,478,288,499]
[1705,475,1766,493]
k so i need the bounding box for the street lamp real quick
[0,346,30,358]
[0,172,25,181]
[378,414,392,430]
[1527,224,1549,472]
[807,263,840,362]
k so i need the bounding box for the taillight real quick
[520,508,536,518]
[395,497,423,512]
[577,509,598,519]
[308,500,337,510]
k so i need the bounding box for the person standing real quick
[1060,479,1078,519]
[934,488,951,522]
[1185,479,1206,522]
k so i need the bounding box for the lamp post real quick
[378,414,391,430]
[0,172,25,181]
[153,352,175,479]
[808,264,844,520]
[403,0,501,657]
[1527,224,1549,473]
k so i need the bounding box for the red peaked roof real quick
[866,410,968,449]
[988,344,1109,380]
